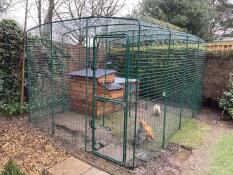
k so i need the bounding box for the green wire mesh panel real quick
[26,16,206,168]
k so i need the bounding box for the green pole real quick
[162,29,171,148]
[132,21,141,168]
[179,96,183,130]
[179,34,189,129]
[102,22,108,127]
[61,36,65,112]
[50,23,55,135]
[85,18,89,151]
[92,36,97,151]
[26,34,32,123]
[192,39,200,117]
[123,35,130,163]
[196,39,201,112]
[162,91,167,148]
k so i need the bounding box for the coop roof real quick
[68,68,116,78]
[114,77,137,84]
[100,83,123,91]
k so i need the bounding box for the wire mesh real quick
[26,16,206,168]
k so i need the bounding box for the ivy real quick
[0,19,24,117]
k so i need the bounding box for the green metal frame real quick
[25,16,206,168]
[92,33,131,165]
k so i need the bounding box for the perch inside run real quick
[26,16,206,167]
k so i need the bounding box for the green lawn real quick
[170,119,209,149]
[208,131,233,175]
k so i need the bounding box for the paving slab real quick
[84,167,110,175]
[48,157,109,175]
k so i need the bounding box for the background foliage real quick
[219,75,233,118]
[134,0,215,41]
[210,0,233,40]
[0,19,24,117]
[132,15,185,32]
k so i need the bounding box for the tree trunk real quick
[44,0,55,23]
[38,0,42,25]
[20,0,29,108]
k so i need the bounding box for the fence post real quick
[26,33,32,123]
[85,18,89,151]
[179,94,183,130]
[132,20,141,168]
[179,34,189,129]
[191,38,199,118]
[162,29,172,147]
[61,35,65,113]
[50,23,55,135]
[193,39,200,118]
[162,91,167,148]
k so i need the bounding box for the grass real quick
[96,111,135,140]
[170,119,209,149]
[1,160,25,175]
[208,131,233,175]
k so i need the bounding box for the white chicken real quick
[153,104,161,117]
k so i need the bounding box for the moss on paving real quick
[208,131,233,175]
[170,119,209,149]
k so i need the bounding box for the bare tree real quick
[89,0,126,16]
[44,0,55,23]
[209,0,233,40]
[36,0,42,25]
[54,0,126,20]
[0,0,25,17]
[0,0,12,14]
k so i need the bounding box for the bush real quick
[0,101,27,117]
[1,160,25,175]
[0,19,23,117]
[219,74,233,118]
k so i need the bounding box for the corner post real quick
[50,23,55,135]
[162,91,167,148]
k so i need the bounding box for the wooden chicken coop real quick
[68,68,124,116]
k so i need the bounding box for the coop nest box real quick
[68,68,124,116]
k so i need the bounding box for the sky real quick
[121,0,140,16]
[3,0,140,29]
[2,0,233,30]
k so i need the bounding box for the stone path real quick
[180,109,233,175]
[48,157,110,175]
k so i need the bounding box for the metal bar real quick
[123,35,130,163]
[85,18,89,151]
[95,96,126,106]
[102,23,108,127]
[162,92,167,148]
[50,23,55,135]
[162,29,171,148]
[92,35,97,152]
[179,94,183,130]
[132,21,141,168]
[61,34,65,112]
[26,33,32,123]
[179,34,189,129]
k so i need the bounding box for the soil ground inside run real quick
[0,108,233,175]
